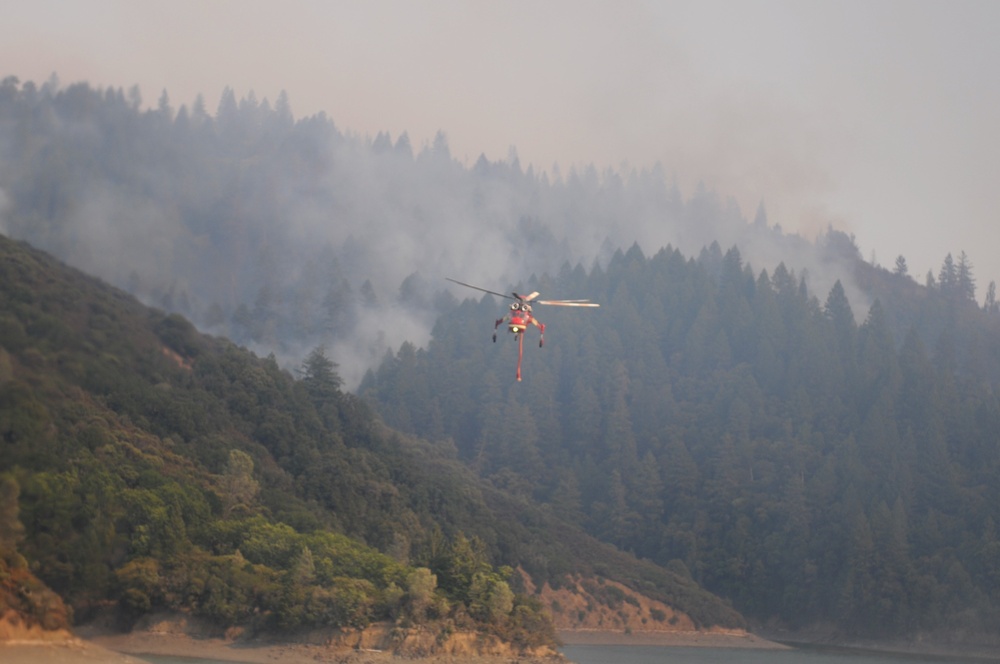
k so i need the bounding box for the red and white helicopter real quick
[446,278,599,381]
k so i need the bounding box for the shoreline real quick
[559,630,1000,662]
[1,626,788,664]
[761,635,1000,663]
[3,633,400,664]
[6,627,1000,664]
[79,631,407,664]
[557,628,790,650]
[0,638,152,664]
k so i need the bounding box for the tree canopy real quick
[363,241,1000,639]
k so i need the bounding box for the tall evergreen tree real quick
[956,251,976,302]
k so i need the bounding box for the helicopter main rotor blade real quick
[448,278,599,307]
[445,278,515,301]
[536,300,601,307]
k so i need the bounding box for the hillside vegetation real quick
[0,234,742,649]
[4,74,999,646]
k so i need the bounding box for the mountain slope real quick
[0,233,743,649]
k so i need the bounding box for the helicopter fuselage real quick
[502,302,542,336]
[445,277,597,381]
[508,309,531,334]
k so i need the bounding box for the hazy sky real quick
[3,0,999,288]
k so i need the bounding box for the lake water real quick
[561,644,993,664]
[140,644,996,664]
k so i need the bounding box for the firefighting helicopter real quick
[446,278,600,381]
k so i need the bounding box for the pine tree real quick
[302,346,343,403]
[984,281,998,314]
[956,251,975,301]
[938,253,957,295]
[893,255,909,277]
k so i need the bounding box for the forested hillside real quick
[0,234,744,646]
[362,238,1000,640]
[3,73,999,645]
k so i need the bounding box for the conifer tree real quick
[302,345,343,399]
[894,255,908,277]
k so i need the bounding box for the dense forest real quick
[0,233,741,646]
[2,74,999,644]
[362,239,1000,639]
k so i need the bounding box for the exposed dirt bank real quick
[531,574,784,650]
[74,612,563,664]
[1,611,146,664]
[0,641,150,664]
[87,629,562,664]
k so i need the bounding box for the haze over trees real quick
[2,75,1000,644]
[0,74,951,387]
